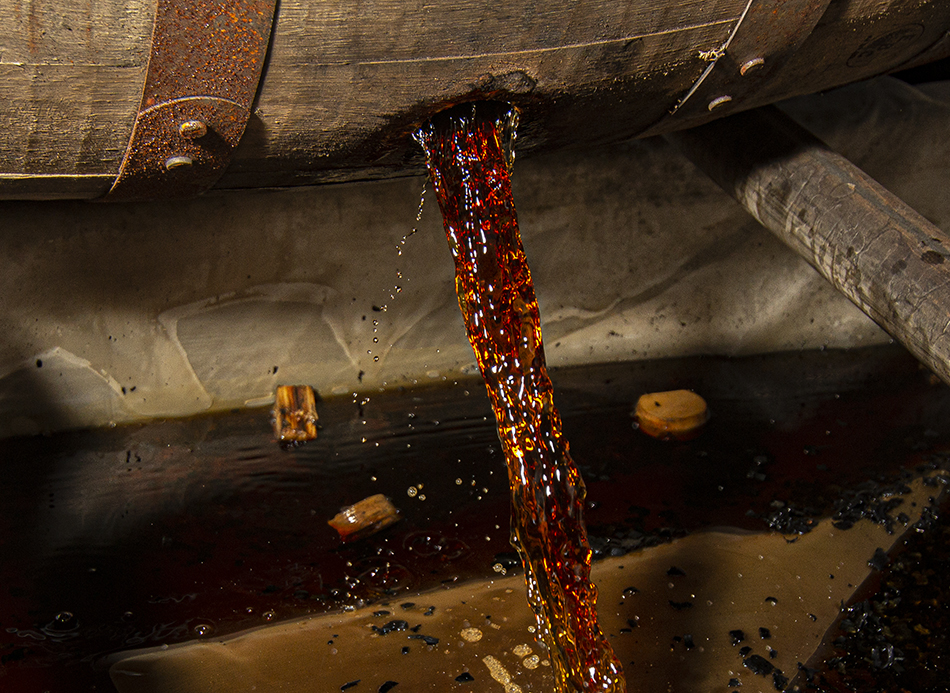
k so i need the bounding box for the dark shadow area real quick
[2,345,950,691]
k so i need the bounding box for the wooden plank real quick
[0,0,150,64]
[270,0,736,64]
[222,9,743,188]
[0,0,151,187]
[0,173,115,199]
[0,64,144,176]
[667,105,950,385]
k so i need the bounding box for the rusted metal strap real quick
[643,0,832,135]
[103,0,277,201]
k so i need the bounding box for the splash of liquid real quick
[415,103,626,693]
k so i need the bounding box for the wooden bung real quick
[634,389,709,441]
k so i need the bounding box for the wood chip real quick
[273,385,319,444]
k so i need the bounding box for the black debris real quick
[626,618,638,629]
[683,634,695,649]
[588,534,629,558]
[739,646,752,657]
[373,610,391,617]
[401,647,410,655]
[727,678,740,687]
[455,672,475,683]
[667,566,686,576]
[764,596,778,605]
[423,606,435,616]
[378,682,398,693]
[341,681,360,691]
[868,547,888,571]
[831,480,911,533]
[833,598,907,673]
[408,634,439,646]
[759,627,771,639]
[669,600,693,610]
[410,624,422,633]
[622,586,640,596]
[772,670,789,690]
[400,602,415,610]
[768,647,778,659]
[796,662,817,683]
[729,629,746,645]
[756,503,819,535]
[807,613,817,621]
[372,620,409,636]
[743,654,774,676]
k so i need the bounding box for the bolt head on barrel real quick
[179,120,209,139]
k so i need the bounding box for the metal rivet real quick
[707,95,733,111]
[165,155,194,170]
[178,120,208,139]
[740,57,766,76]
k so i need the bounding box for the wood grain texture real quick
[0,0,152,194]
[1,0,949,199]
[668,106,950,385]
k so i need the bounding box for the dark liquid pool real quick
[1,345,949,692]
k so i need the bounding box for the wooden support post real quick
[666,106,950,385]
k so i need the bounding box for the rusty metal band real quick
[643,0,833,135]
[103,0,277,201]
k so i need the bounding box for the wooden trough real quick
[2,0,949,200]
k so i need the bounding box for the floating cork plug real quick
[634,389,709,440]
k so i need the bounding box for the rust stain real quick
[104,0,277,201]
[26,0,41,55]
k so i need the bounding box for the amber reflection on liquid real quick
[415,104,626,693]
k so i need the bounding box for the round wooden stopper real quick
[634,389,709,441]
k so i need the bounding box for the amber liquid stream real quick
[415,104,626,693]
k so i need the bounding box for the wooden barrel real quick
[2,0,949,200]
